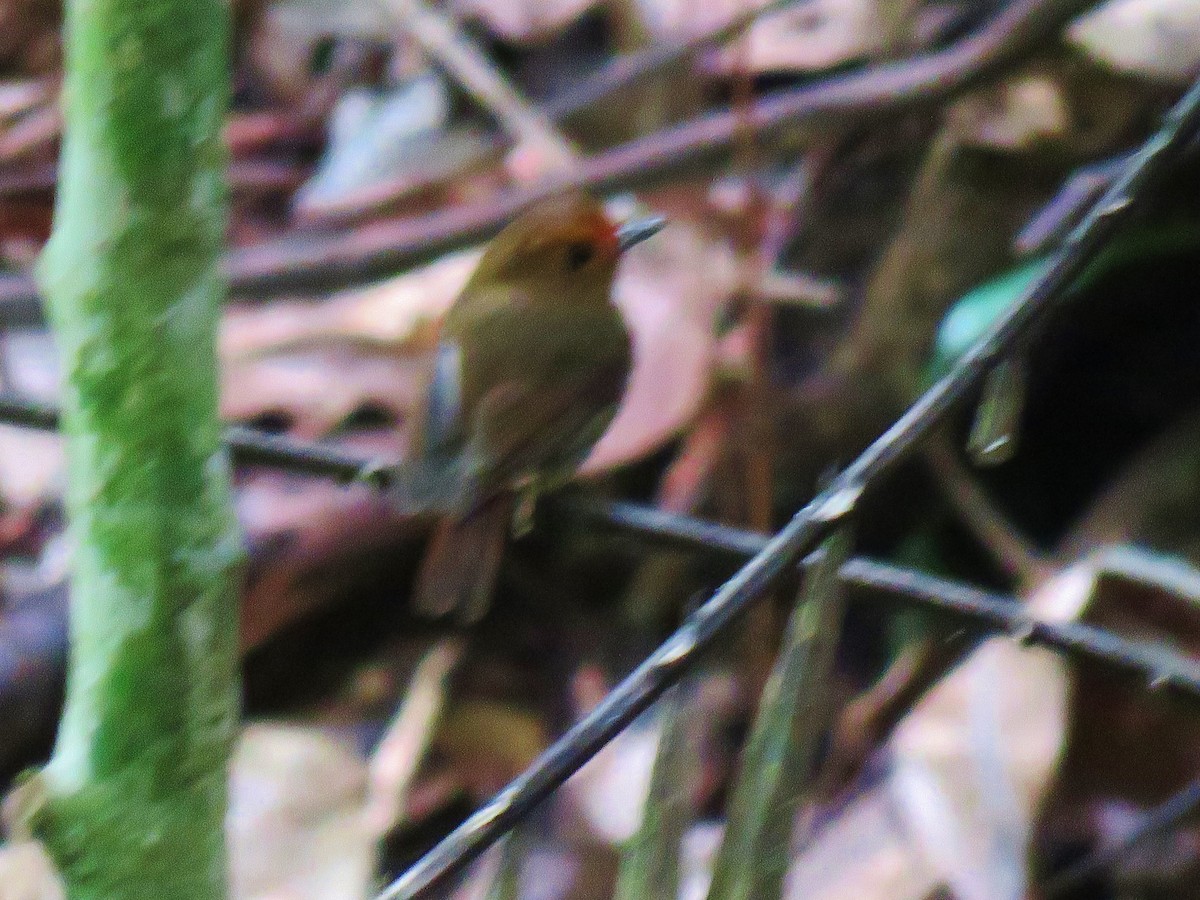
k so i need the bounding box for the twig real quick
[5,418,1200,870]
[543,0,804,121]
[2,384,1194,712]
[380,0,578,174]
[373,76,1200,899]
[224,425,389,482]
[0,0,1097,322]
[923,433,1048,585]
[0,393,386,483]
[229,0,1095,295]
[366,639,466,837]
[571,498,1200,706]
[0,72,1194,884]
[1041,778,1200,898]
[839,557,1200,706]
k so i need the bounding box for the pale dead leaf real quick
[783,562,1097,900]
[221,351,420,439]
[567,720,662,844]
[887,644,1067,900]
[714,0,885,74]
[220,251,480,362]
[365,638,465,836]
[565,670,737,845]
[883,564,1089,900]
[633,0,766,42]
[0,427,61,508]
[1069,0,1200,83]
[633,0,883,73]
[0,842,63,900]
[950,75,1071,151]
[450,0,599,43]
[783,791,943,900]
[679,823,724,900]
[229,723,373,900]
[295,75,453,217]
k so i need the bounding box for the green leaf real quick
[484,827,527,900]
[614,682,698,900]
[706,530,853,900]
[966,354,1028,466]
[929,221,1200,380]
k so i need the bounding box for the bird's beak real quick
[616,215,667,252]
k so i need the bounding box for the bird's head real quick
[465,193,665,307]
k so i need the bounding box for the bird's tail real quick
[411,493,514,624]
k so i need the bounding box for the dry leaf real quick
[0,842,63,900]
[366,639,465,836]
[220,250,480,362]
[783,562,1093,900]
[229,723,373,900]
[632,0,766,43]
[450,0,599,43]
[295,75,453,217]
[0,427,61,509]
[567,719,662,844]
[1069,0,1200,83]
[565,668,736,845]
[714,0,885,74]
[782,791,944,900]
[950,75,1071,151]
[633,0,883,73]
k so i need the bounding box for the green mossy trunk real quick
[30,1,239,897]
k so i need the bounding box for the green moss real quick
[30,1,240,897]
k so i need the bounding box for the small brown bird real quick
[407,192,665,622]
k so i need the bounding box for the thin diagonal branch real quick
[0,72,1193,894]
[374,74,1200,900]
[0,393,382,483]
[1042,778,1200,897]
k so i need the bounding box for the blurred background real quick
[1,0,1200,897]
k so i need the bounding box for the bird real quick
[405,192,666,623]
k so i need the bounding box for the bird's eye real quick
[565,241,595,271]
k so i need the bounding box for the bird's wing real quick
[396,340,474,515]
[471,358,628,492]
